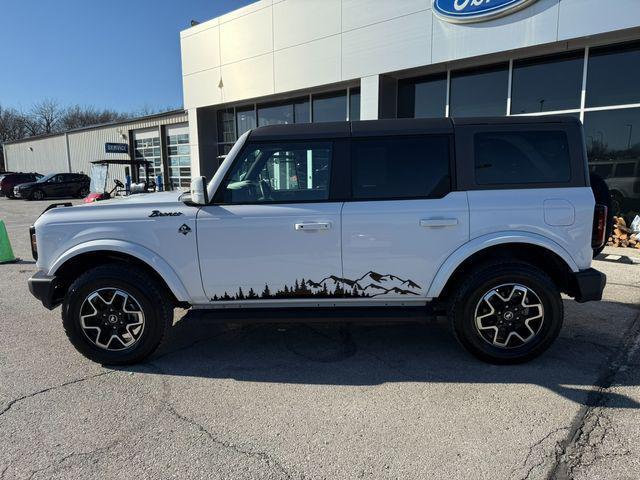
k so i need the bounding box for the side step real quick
[184,306,441,323]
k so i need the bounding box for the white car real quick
[28,117,607,365]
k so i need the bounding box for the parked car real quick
[14,173,90,200]
[0,172,42,198]
[27,117,607,365]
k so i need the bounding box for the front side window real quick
[351,136,450,200]
[219,142,332,204]
[474,131,571,185]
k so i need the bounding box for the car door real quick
[341,134,469,301]
[43,174,63,196]
[197,139,345,304]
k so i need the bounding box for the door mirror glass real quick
[190,176,208,204]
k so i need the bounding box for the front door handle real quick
[420,218,459,228]
[295,222,331,231]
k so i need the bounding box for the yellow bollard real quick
[0,220,18,264]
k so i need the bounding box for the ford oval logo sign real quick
[433,0,539,23]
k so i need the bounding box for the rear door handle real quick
[295,222,331,231]
[420,218,459,228]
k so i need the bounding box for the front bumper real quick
[572,268,606,303]
[28,271,64,310]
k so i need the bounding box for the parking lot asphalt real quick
[0,196,639,480]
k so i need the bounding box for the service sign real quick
[105,142,128,154]
[433,0,539,23]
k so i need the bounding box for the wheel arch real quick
[429,233,579,301]
[49,240,191,306]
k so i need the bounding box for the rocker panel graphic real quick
[210,271,422,301]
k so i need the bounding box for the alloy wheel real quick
[474,283,544,349]
[79,288,146,351]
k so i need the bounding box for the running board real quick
[183,305,441,323]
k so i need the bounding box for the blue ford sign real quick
[433,0,539,23]
[105,142,128,154]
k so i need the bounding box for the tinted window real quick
[313,92,347,123]
[221,142,332,204]
[450,64,508,117]
[258,103,293,126]
[584,107,640,218]
[351,136,450,200]
[511,52,584,114]
[294,99,310,123]
[474,131,571,185]
[349,88,361,121]
[236,107,256,136]
[398,74,447,119]
[587,42,640,108]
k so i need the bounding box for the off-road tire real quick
[448,261,563,364]
[62,264,173,365]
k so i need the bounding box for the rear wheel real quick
[78,186,90,198]
[62,264,173,365]
[448,262,563,364]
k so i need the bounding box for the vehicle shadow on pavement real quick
[123,299,640,409]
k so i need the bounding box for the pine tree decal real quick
[262,284,271,299]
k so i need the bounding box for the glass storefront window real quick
[258,102,294,126]
[511,51,584,114]
[217,110,235,143]
[294,98,310,123]
[450,64,509,117]
[349,88,361,121]
[587,42,640,108]
[398,74,447,119]
[236,107,256,136]
[584,108,640,220]
[313,92,347,122]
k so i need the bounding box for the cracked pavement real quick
[1,197,639,479]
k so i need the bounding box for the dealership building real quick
[4,0,640,217]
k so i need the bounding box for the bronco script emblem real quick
[433,0,539,23]
[149,210,183,217]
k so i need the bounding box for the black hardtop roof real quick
[91,159,151,165]
[247,116,580,141]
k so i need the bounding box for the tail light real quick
[592,204,608,249]
[29,226,38,261]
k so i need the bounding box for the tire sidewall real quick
[453,266,563,363]
[63,273,165,365]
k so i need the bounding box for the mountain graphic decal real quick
[210,272,421,301]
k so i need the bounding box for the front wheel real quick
[31,189,45,201]
[62,264,173,365]
[448,262,563,364]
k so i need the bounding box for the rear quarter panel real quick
[467,187,595,270]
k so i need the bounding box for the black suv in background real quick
[0,172,43,198]
[14,173,90,200]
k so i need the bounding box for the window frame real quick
[455,123,588,191]
[346,134,455,203]
[212,138,349,206]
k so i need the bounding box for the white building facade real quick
[181,0,640,219]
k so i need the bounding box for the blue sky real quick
[0,0,253,113]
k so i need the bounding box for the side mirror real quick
[190,176,209,205]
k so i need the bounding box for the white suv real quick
[28,117,607,365]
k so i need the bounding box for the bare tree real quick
[28,99,65,135]
[0,105,29,170]
[61,105,130,131]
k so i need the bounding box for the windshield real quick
[37,174,56,183]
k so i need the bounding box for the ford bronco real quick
[27,117,608,365]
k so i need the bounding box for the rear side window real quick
[351,136,450,200]
[474,131,571,185]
